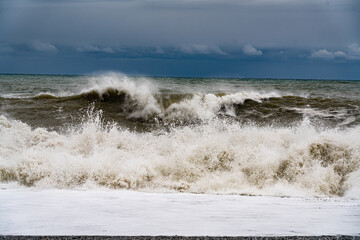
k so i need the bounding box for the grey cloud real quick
[30,41,58,53]
[309,49,347,60]
[348,43,360,59]
[76,45,116,53]
[1,0,358,49]
[243,45,262,56]
[154,47,165,54]
[309,43,360,60]
[309,49,339,60]
[179,44,227,55]
[334,51,347,58]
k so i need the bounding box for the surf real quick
[0,109,359,198]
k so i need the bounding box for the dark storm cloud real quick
[0,0,359,48]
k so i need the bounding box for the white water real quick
[0,188,359,236]
[1,111,359,198]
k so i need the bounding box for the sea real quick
[0,73,359,236]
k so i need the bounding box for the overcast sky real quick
[0,0,360,79]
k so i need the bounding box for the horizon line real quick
[0,72,359,82]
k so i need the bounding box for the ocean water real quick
[0,73,360,235]
[1,73,359,198]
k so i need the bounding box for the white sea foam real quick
[34,91,74,98]
[1,189,359,236]
[288,107,349,118]
[163,91,280,121]
[0,109,359,198]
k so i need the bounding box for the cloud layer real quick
[310,49,346,60]
[30,41,58,53]
[179,45,227,55]
[309,43,360,60]
[243,45,262,56]
[1,0,358,49]
[76,45,115,54]
[0,0,359,79]
[348,43,360,59]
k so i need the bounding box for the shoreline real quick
[1,189,359,236]
[0,236,359,240]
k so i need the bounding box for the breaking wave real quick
[0,109,359,198]
[1,74,357,130]
[29,75,283,123]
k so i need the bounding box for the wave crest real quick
[78,74,281,122]
[32,75,282,123]
[83,75,163,120]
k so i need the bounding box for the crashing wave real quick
[31,75,282,122]
[0,112,359,198]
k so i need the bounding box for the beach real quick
[1,188,359,236]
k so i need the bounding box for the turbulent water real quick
[0,73,359,198]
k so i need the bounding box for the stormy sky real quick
[1,0,360,79]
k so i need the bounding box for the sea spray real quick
[0,108,359,198]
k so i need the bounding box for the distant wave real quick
[1,74,358,128]
[30,89,290,123]
[0,112,359,198]
[26,78,284,121]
